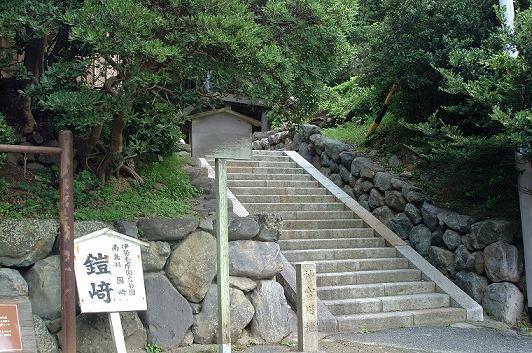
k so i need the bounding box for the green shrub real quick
[0,113,15,166]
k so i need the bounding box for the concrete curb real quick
[284,150,484,322]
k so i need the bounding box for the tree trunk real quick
[21,35,47,135]
[97,115,125,182]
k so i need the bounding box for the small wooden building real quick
[190,107,261,160]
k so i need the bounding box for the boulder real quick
[60,312,146,353]
[427,246,455,277]
[390,213,413,240]
[252,140,262,150]
[113,221,139,238]
[409,225,432,256]
[140,273,193,349]
[391,178,406,190]
[165,231,216,303]
[228,215,260,240]
[470,219,516,250]
[482,282,524,325]
[320,152,330,168]
[329,159,340,173]
[33,315,59,353]
[368,189,385,210]
[229,276,257,292]
[310,133,325,154]
[405,203,422,224]
[455,245,484,275]
[402,184,428,204]
[388,155,402,167]
[0,268,28,297]
[484,241,522,283]
[0,220,58,267]
[249,280,290,343]
[385,190,407,212]
[228,241,283,279]
[351,157,381,179]
[374,172,394,191]
[339,165,351,183]
[137,215,199,241]
[298,142,312,162]
[330,173,344,187]
[348,173,357,188]
[339,151,355,169]
[25,256,61,320]
[300,124,321,140]
[323,137,348,160]
[192,284,254,344]
[74,221,114,238]
[255,214,283,242]
[454,271,488,303]
[437,211,474,234]
[371,206,394,227]
[442,230,462,251]
[420,202,444,231]
[141,241,171,272]
[343,185,355,199]
[431,228,445,247]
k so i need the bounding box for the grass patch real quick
[0,154,198,221]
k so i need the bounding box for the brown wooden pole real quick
[58,130,76,352]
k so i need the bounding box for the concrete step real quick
[228,173,312,181]
[248,155,291,162]
[236,195,337,204]
[336,307,466,331]
[283,219,364,230]
[272,210,355,220]
[228,180,320,188]
[279,237,385,251]
[243,202,346,213]
[317,281,436,300]
[316,269,421,286]
[207,160,296,168]
[228,166,306,174]
[283,247,397,262]
[252,150,286,156]
[230,187,329,196]
[324,293,450,315]
[280,228,373,240]
[310,258,409,273]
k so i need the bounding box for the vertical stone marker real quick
[296,262,318,352]
[191,107,261,353]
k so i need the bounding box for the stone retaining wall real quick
[0,157,293,352]
[253,125,525,326]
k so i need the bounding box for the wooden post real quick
[215,158,231,353]
[58,131,76,353]
[516,152,532,318]
[296,262,318,352]
[109,313,127,353]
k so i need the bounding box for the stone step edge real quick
[317,281,434,292]
[284,150,483,322]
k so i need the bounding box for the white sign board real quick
[74,229,148,313]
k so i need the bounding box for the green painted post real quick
[215,158,231,353]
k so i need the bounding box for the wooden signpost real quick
[191,107,260,353]
[74,228,148,353]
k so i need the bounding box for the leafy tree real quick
[1,0,357,182]
[352,0,498,121]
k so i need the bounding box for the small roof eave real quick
[190,107,262,127]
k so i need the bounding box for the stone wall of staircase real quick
[0,157,293,352]
[252,124,526,326]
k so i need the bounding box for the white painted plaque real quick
[74,229,148,313]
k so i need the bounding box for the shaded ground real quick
[174,322,532,353]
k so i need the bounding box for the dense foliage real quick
[319,0,531,215]
[0,0,356,181]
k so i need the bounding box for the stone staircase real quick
[208,150,479,331]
